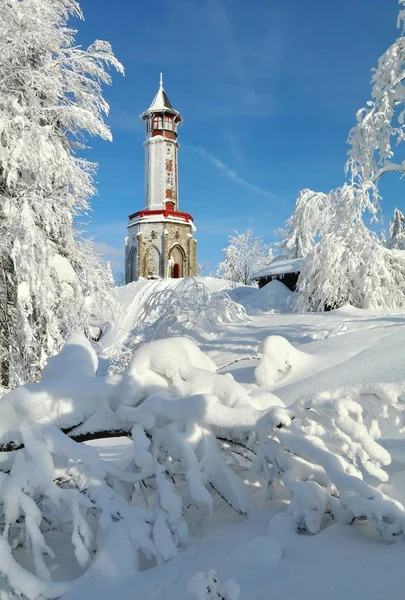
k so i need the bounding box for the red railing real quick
[128,209,194,222]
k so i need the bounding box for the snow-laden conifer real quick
[0,0,123,388]
[217,230,272,285]
[389,207,405,249]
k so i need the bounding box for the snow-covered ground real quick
[2,276,405,600]
[72,278,405,600]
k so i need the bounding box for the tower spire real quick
[144,73,177,113]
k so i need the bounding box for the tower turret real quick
[140,74,182,212]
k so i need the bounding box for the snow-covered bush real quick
[108,278,247,375]
[1,334,405,596]
[188,570,240,600]
[0,334,265,595]
[256,395,405,536]
[0,0,123,389]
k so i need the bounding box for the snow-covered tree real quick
[276,189,330,259]
[290,1,405,311]
[217,230,272,285]
[348,0,405,198]
[0,0,123,388]
[294,184,405,312]
[389,207,405,249]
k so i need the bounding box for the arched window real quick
[169,245,185,279]
[130,246,138,282]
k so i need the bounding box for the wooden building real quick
[252,258,304,291]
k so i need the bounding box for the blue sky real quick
[76,0,402,273]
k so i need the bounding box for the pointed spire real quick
[140,74,182,123]
[147,73,175,112]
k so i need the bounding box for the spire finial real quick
[159,72,163,88]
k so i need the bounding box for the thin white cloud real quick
[194,146,281,200]
[84,221,128,237]
[92,241,124,257]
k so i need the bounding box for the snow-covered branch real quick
[0,331,404,595]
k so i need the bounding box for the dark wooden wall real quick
[256,272,299,292]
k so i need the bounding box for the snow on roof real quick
[252,249,405,282]
[252,257,304,280]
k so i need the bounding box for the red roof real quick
[128,209,194,222]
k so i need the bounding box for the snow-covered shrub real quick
[1,334,405,596]
[135,278,246,339]
[0,335,267,595]
[188,570,240,600]
[0,334,123,449]
[108,278,247,375]
[255,396,405,535]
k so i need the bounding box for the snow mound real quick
[254,335,307,387]
[234,280,293,314]
[124,336,217,404]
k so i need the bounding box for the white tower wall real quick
[144,136,179,210]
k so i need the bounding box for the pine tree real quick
[0,0,123,388]
[389,207,405,249]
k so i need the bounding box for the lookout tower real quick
[125,75,197,282]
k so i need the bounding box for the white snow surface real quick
[3,277,405,599]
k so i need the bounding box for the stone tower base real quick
[125,213,197,282]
